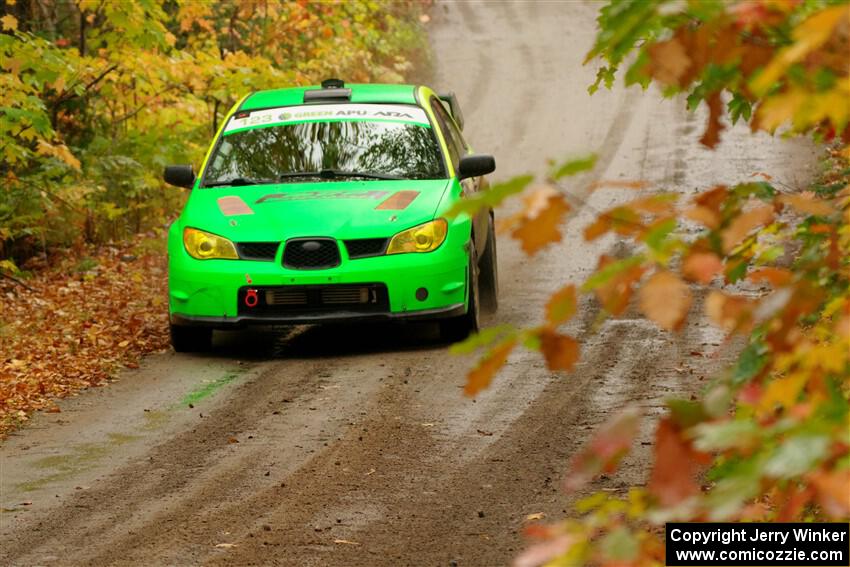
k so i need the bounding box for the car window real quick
[431,98,468,164]
[204,119,446,185]
[429,98,462,170]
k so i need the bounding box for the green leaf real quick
[449,324,516,355]
[728,93,752,124]
[693,420,760,451]
[445,174,533,218]
[601,527,639,562]
[731,338,768,384]
[764,435,830,478]
[550,154,597,180]
[642,217,677,252]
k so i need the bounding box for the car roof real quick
[240,83,419,111]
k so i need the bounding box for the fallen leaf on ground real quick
[525,512,545,521]
[334,539,361,545]
[215,543,237,549]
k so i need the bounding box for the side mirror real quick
[458,154,495,180]
[164,165,195,189]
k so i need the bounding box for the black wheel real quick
[439,246,480,342]
[478,215,499,313]
[170,324,212,353]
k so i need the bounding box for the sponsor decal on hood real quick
[225,104,430,133]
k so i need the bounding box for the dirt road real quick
[0,2,817,566]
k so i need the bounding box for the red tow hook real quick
[244,289,259,308]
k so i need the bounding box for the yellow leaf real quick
[750,6,848,96]
[525,512,545,522]
[758,372,807,417]
[36,140,81,171]
[1,14,18,31]
[639,271,692,331]
[755,89,807,132]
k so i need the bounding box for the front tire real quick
[439,246,480,342]
[170,324,212,353]
[478,216,499,313]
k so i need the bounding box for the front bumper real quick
[168,234,469,325]
[170,303,465,328]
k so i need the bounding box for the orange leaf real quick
[700,91,725,149]
[648,418,707,507]
[564,407,640,492]
[748,267,792,287]
[721,205,774,253]
[512,194,571,255]
[539,330,580,372]
[778,193,836,216]
[685,206,721,229]
[594,256,646,316]
[638,271,692,331]
[464,338,517,397]
[647,38,691,86]
[682,251,723,284]
[705,290,755,333]
[809,470,850,517]
[545,284,577,327]
[695,185,729,211]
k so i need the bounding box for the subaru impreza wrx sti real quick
[164,80,498,352]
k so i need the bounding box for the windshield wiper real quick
[278,169,404,182]
[203,177,276,188]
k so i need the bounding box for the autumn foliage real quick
[452,1,850,565]
[0,0,428,267]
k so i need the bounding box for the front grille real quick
[283,238,340,270]
[236,242,279,261]
[345,238,388,259]
[238,284,389,316]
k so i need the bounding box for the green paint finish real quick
[240,83,417,110]
[169,81,481,328]
[179,372,239,407]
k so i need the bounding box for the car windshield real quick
[203,120,446,186]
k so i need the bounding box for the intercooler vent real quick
[240,284,389,317]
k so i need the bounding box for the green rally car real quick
[163,80,498,352]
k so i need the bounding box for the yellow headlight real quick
[386,219,448,254]
[183,227,239,260]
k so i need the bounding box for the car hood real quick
[182,179,452,242]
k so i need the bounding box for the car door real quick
[430,97,489,256]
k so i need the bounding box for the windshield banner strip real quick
[224,104,430,133]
